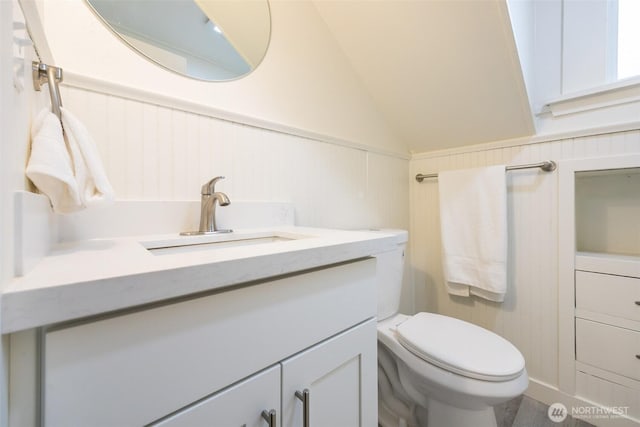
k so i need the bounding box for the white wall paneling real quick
[409,129,640,403]
[59,85,410,233]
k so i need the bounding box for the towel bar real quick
[415,160,557,183]
[32,61,63,121]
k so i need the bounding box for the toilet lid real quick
[395,312,525,382]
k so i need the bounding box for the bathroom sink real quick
[140,230,309,256]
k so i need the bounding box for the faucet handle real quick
[201,176,225,195]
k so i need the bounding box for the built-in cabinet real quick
[559,155,640,427]
[573,256,640,425]
[11,258,378,427]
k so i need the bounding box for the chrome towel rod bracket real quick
[415,160,557,183]
[32,61,64,121]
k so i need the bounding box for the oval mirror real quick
[85,0,271,81]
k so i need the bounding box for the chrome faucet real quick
[198,176,231,233]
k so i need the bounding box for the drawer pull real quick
[295,389,310,427]
[261,409,276,427]
[635,301,640,306]
[636,355,640,360]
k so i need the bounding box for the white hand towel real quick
[60,107,114,208]
[438,165,507,302]
[26,108,82,213]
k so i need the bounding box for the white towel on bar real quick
[26,107,114,213]
[438,165,508,302]
[60,107,114,208]
[26,108,81,213]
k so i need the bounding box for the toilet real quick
[373,229,528,427]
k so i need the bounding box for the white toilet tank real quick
[370,229,408,320]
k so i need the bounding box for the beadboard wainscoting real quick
[60,85,409,231]
[409,130,640,409]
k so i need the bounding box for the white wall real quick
[33,0,412,240]
[409,129,640,399]
[32,0,412,235]
[39,0,406,156]
[1,1,49,425]
[1,1,49,287]
[505,0,536,110]
[0,4,11,425]
[60,84,409,232]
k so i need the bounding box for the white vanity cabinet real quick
[38,258,377,427]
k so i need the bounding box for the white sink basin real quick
[140,230,310,256]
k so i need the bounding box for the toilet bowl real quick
[371,229,528,427]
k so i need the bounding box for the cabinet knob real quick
[295,389,310,427]
[635,301,640,306]
[261,409,276,427]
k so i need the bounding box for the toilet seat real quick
[395,312,525,382]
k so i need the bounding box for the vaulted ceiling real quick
[312,0,535,153]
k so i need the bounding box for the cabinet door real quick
[281,319,377,427]
[150,365,281,427]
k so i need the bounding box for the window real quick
[617,0,640,80]
[558,0,640,94]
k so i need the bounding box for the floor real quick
[495,395,595,427]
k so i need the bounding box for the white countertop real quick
[2,227,396,333]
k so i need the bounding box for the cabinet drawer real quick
[575,270,640,322]
[150,365,280,427]
[576,318,640,381]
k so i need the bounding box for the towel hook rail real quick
[415,160,557,183]
[32,61,63,121]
